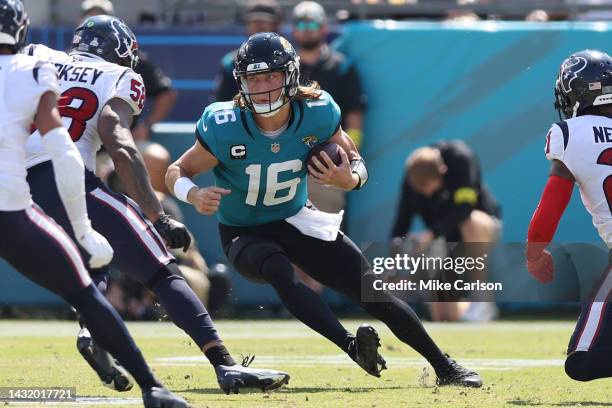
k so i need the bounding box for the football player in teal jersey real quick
[166,32,482,387]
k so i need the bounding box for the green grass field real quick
[0,320,609,408]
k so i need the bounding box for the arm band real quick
[350,158,368,190]
[173,177,198,204]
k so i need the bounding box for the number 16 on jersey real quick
[244,160,302,206]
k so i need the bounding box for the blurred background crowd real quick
[28,0,612,27]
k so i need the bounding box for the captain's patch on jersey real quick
[230,144,247,159]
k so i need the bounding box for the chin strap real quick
[572,101,580,118]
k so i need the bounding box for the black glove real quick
[153,214,191,252]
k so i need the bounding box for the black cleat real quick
[436,354,483,388]
[216,355,290,394]
[348,324,387,377]
[76,327,134,392]
[142,386,190,408]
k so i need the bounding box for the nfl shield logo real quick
[271,143,280,153]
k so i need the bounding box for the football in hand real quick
[307,142,343,174]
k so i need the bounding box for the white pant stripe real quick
[575,268,612,351]
[124,196,172,259]
[89,188,172,265]
[25,206,91,287]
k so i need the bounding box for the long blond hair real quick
[233,81,322,109]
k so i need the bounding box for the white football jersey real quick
[24,44,145,171]
[0,53,60,211]
[546,115,612,246]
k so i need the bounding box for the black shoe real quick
[76,327,134,392]
[142,386,190,408]
[215,355,290,394]
[436,354,483,388]
[348,324,387,377]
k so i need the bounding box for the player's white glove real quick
[74,225,114,269]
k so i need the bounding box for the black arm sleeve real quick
[390,175,417,238]
[430,146,480,238]
[339,64,366,114]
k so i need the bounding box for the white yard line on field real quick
[5,397,142,406]
[153,354,565,371]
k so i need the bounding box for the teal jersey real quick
[196,90,342,226]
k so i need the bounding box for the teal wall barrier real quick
[334,21,610,246]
